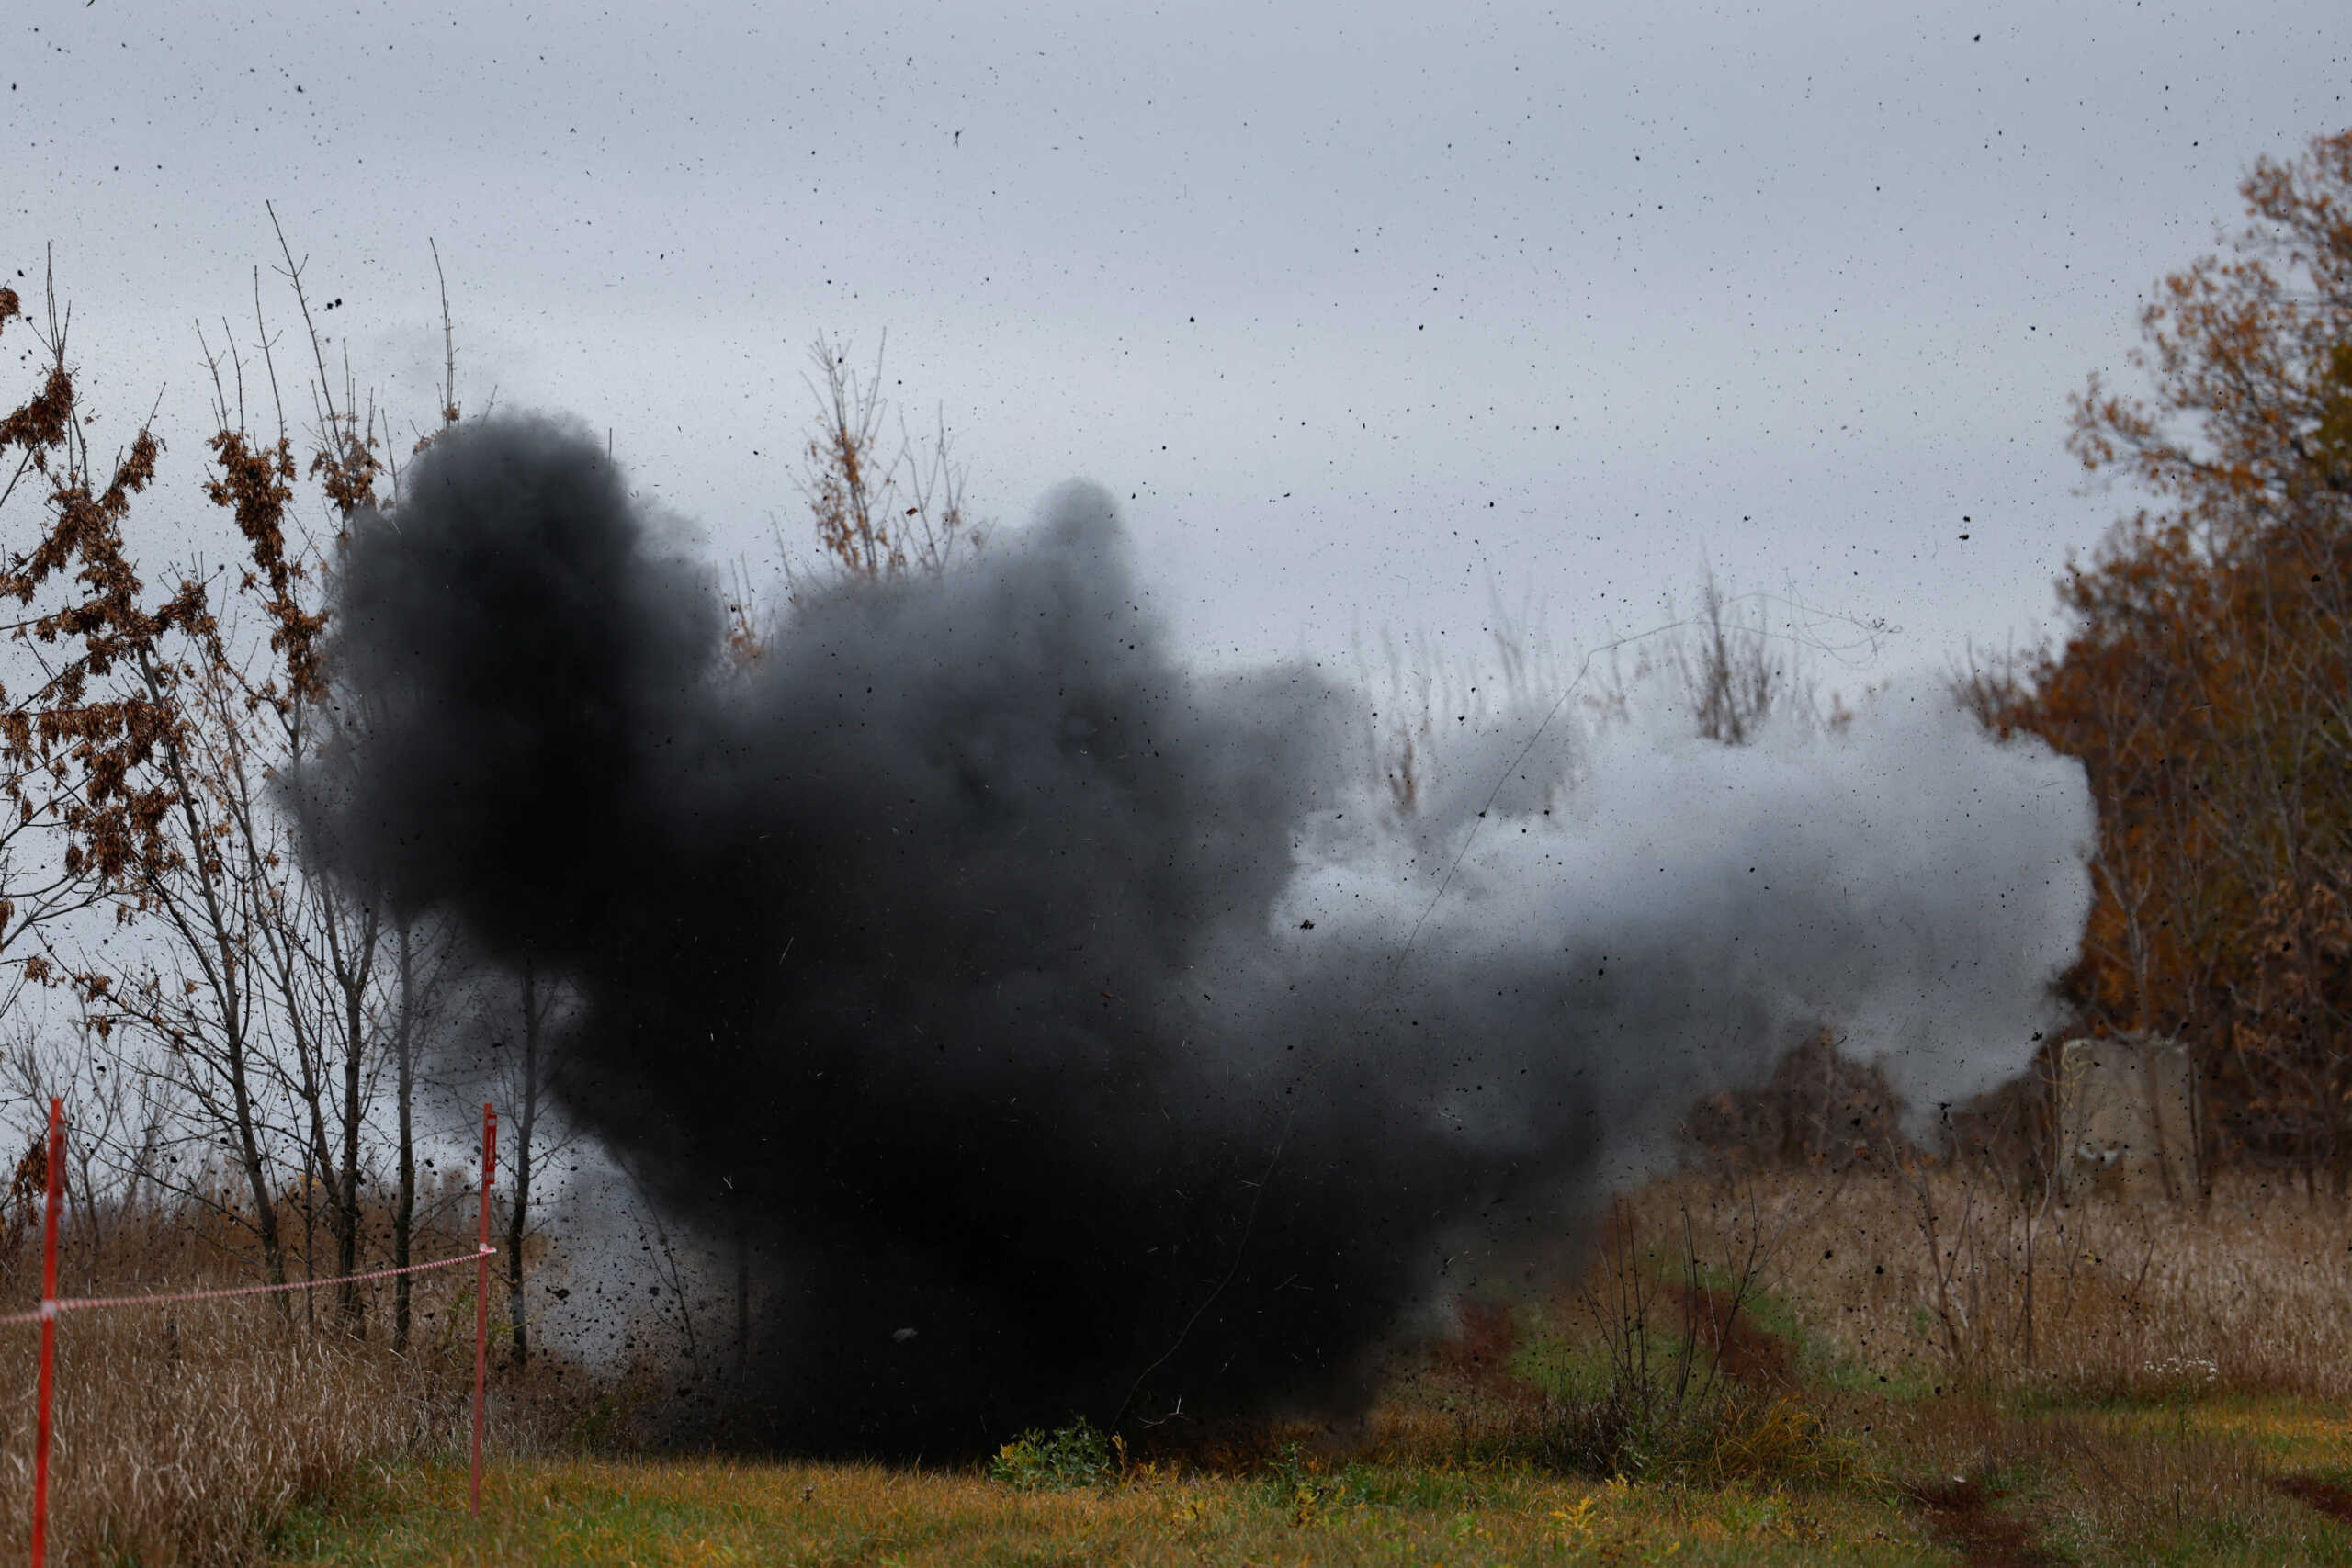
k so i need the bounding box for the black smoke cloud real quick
[314,415,2089,1452]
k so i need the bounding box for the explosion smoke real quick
[314,415,2091,1451]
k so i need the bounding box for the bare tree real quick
[107,621,296,1290]
[96,230,390,1303]
[782,334,984,594]
[0,236,500,1339]
[503,957,547,1370]
[261,845,388,1325]
[1667,567,1812,745]
[0,1010,179,1283]
[390,917,425,1348]
[626,1166,706,1385]
[466,952,582,1371]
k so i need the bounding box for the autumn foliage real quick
[0,266,220,948]
[791,335,982,591]
[1968,128,2352,1177]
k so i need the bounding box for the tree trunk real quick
[392,920,418,1353]
[336,972,366,1327]
[222,1026,289,1298]
[300,1137,317,1327]
[311,873,379,1332]
[506,957,539,1371]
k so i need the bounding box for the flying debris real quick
[309,414,2090,1453]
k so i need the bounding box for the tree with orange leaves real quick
[786,334,984,594]
[1,235,422,1304]
[0,259,209,996]
[1970,128,2352,1181]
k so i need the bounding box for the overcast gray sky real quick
[12,0,2350,681]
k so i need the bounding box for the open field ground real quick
[267,1395,2352,1568]
[15,1166,2352,1565]
[259,1168,2352,1567]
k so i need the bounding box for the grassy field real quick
[266,1395,2352,1568]
[271,1451,1941,1567]
[262,1161,2352,1568]
[23,1167,2352,1565]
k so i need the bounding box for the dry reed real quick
[0,1194,501,1565]
[0,1301,466,1565]
[1619,1165,2352,1401]
[4,1154,2351,1562]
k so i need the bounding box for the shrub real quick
[1536,1387,1857,1487]
[989,1417,1119,1492]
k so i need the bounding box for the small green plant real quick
[989,1417,1118,1492]
[2144,1354,2220,1435]
[570,1391,636,1453]
[1261,1442,1354,1524]
[1533,1385,1860,1487]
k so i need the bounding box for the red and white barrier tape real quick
[0,1245,495,1325]
[17,1100,503,1565]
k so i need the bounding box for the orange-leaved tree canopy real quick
[1971,128,2352,1174]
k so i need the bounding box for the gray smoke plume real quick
[311,414,2090,1452]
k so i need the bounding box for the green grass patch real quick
[989,1418,1120,1493]
[267,1454,1947,1567]
[262,1397,2352,1568]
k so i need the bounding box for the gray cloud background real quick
[11,0,2349,671]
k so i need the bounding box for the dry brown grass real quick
[0,1197,549,1566]
[0,1302,462,1566]
[8,1160,2352,1564]
[1877,1394,2326,1565]
[1616,1163,2352,1402]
